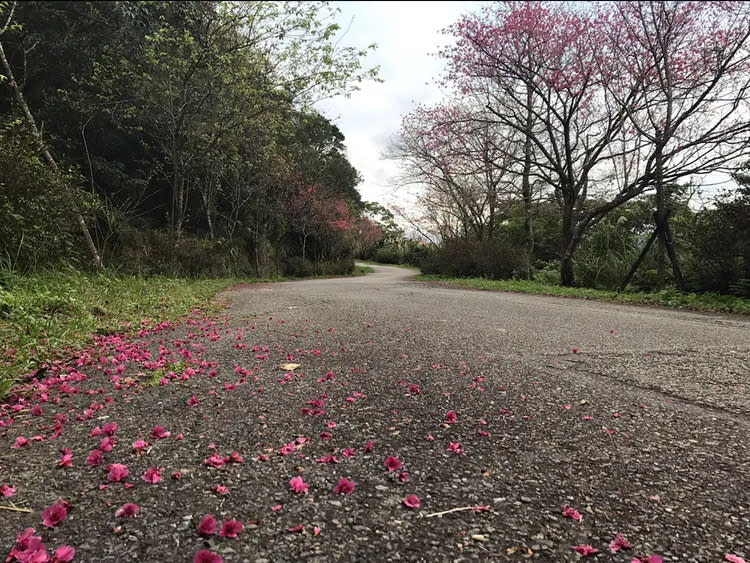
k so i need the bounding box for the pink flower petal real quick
[115,503,139,518]
[384,456,402,472]
[571,545,598,556]
[197,514,217,536]
[193,550,222,563]
[332,478,356,494]
[289,476,309,494]
[41,502,67,528]
[53,545,75,563]
[219,519,243,538]
[402,494,420,508]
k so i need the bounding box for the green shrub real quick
[282,257,353,277]
[114,229,234,277]
[420,238,525,280]
[0,119,94,271]
[373,246,400,264]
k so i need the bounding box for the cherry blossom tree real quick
[442,1,646,285]
[389,103,520,244]
[599,1,750,290]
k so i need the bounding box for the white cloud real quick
[316,1,486,208]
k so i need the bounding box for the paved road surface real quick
[2,263,748,562]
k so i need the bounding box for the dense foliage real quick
[0,1,382,275]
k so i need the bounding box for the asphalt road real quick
[2,263,748,562]
[214,263,750,561]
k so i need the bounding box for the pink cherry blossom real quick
[115,503,139,518]
[102,422,117,435]
[333,478,356,494]
[57,452,73,468]
[384,456,402,472]
[86,450,103,467]
[187,396,199,406]
[197,514,217,536]
[289,476,309,494]
[107,463,129,482]
[193,550,222,563]
[572,545,598,556]
[132,440,148,453]
[446,442,463,454]
[219,519,243,538]
[227,451,243,463]
[41,502,67,528]
[204,453,225,468]
[52,545,75,562]
[98,437,114,452]
[402,494,421,508]
[2,484,17,497]
[141,467,163,483]
[12,436,29,449]
[151,426,171,439]
[610,532,631,553]
[213,485,228,495]
[561,504,582,522]
[444,411,457,423]
[726,556,747,563]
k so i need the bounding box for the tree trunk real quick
[522,85,534,279]
[172,168,185,239]
[560,201,576,286]
[662,220,684,290]
[619,229,659,292]
[0,37,103,269]
[560,253,575,287]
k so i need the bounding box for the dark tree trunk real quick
[560,200,576,286]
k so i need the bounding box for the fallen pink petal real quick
[289,476,309,494]
[384,456,402,472]
[219,519,244,538]
[571,544,598,556]
[193,550,222,563]
[402,494,421,508]
[41,502,67,528]
[196,514,217,536]
[115,503,139,518]
[332,478,356,494]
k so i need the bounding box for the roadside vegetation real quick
[415,275,750,316]
[0,270,248,394]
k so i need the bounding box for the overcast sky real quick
[316,1,486,209]
[316,1,735,211]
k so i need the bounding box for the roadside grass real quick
[415,274,750,315]
[0,264,379,395]
[0,271,248,395]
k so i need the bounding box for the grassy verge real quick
[353,265,375,276]
[415,274,750,315]
[0,271,251,395]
